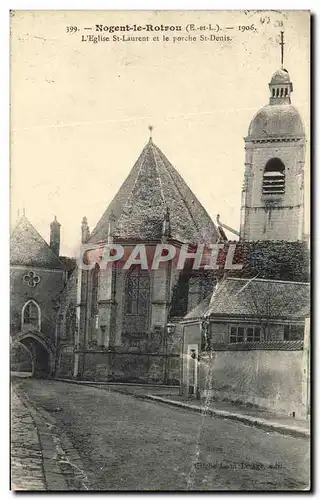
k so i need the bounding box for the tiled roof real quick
[205,277,310,319]
[10,215,65,270]
[88,140,219,245]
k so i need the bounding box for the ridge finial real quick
[148,124,153,142]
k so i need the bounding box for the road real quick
[12,378,310,491]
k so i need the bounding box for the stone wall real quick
[198,349,305,417]
[181,320,307,417]
[80,351,180,384]
[10,342,33,373]
[10,266,66,344]
[56,346,74,378]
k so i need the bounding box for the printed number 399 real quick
[66,26,78,33]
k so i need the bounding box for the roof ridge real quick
[114,142,151,233]
[150,142,167,210]
[154,144,219,241]
[153,144,204,237]
[226,277,309,285]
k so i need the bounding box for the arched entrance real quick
[10,331,54,378]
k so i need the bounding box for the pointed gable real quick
[10,215,65,269]
[89,140,219,245]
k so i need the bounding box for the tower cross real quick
[280,31,285,68]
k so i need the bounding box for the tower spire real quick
[280,31,285,68]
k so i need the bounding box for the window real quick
[22,300,41,330]
[230,325,262,343]
[91,264,99,317]
[284,324,305,341]
[125,267,150,315]
[188,276,204,313]
[230,326,244,343]
[262,158,285,195]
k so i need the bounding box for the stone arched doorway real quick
[10,331,54,378]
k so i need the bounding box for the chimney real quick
[50,216,61,255]
[81,216,90,243]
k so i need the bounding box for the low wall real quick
[198,349,305,417]
[56,348,180,384]
[86,352,180,384]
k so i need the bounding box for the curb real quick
[54,378,179,389]
[142,395,310,439]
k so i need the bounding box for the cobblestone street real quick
[11,377,310,491]
[11,384,89,491]
[11,390,46,490]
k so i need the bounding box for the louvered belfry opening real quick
[262,158,285,195]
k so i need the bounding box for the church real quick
[10,55,309,392]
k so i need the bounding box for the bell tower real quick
[240,33,306,241]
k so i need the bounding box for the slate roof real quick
[184,277,310,321]
[10,215,65,270]
[206,278,310,319]
[88,139,219,245]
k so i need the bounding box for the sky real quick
[10,10,310,256]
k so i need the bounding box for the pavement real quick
[11,377,310,491]
[55,378,310,439]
